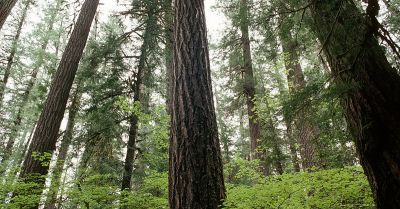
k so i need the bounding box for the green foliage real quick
[223,166,374,209]
[31,151,53,167]
[66,172,168,209]
[0,170,46,209]
[224,158,263,186]
[120,192,167,209]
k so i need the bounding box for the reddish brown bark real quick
[18,0,99,200]
[44,89,81,209]
[239,0,261,161]
[279,22,319,169]
[169,0,225,208]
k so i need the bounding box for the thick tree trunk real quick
[169,0,225,208]
[0,0,18,30]
[279,23,318,169]
[239,0,261,161]
[44,89,81,209]
[1,0,61,164]
[18,0,98,204]
[310,0,400,207]
[0,0,30,110]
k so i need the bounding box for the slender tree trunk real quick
[0,0,18,30]
[279,22,318,169]
[121,13,153,191]
[267,118,284,175]
[215,94,231,163]
[239,0,261,161]
[1,0,61,164]
[262,89,284,174]
[44,89,81,209]
[286,122,301,172]
[169,0,225,208]
[271,64,301,172]
[0,0,30,110]
[18,0,98,205]
[310,0,400,207]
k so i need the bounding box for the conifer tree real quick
[169,0,226,207]
[310,0,400,207]
[18,1,99,204]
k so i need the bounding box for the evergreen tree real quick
[169,0,226,208]
[17,1,99,206]
[310,0,400,207]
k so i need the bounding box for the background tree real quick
[0,0,18,30]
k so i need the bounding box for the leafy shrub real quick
[223,166,374,209]
[224,158,263,186]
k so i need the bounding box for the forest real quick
[0,0,399,208]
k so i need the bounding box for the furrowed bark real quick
[169,0,226,208]
[310,0,400,207]
[17,1,99,207]
[44,89,81,209]
[279,20,319,169]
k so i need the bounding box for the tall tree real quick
[0,0,18,30]
[18,0,99,199]
[279,15,319,169]
[44,88,81,209]
[0,0,30,110]
[1,0,62,164]
[169,0,225,208]
[239,0,262,161]
[121,0,157,191]
[310,0,400,207]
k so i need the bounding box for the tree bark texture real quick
[279,22,319,169]
[19,0,98,195]
[239,0,261,161]
[0,0,18,30]
[310,0,400,207]
[44,89,81,209]
[169,0,226,208]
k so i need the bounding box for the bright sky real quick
[100,0,227,41]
